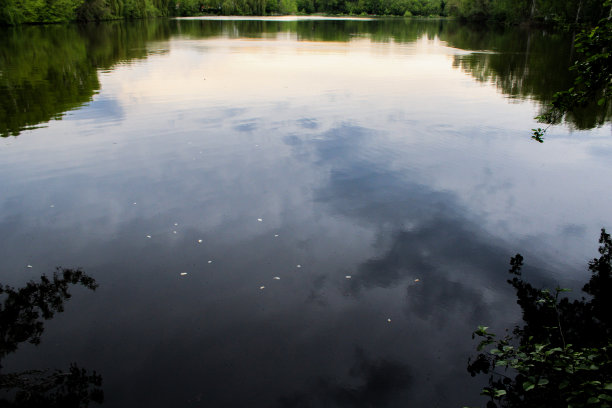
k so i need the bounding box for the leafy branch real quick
[468,229,612,408]
[533,0,612,141]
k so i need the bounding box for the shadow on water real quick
[0,18,609,138]
[276,348,412,407]
[0,268,102,407]
[468,229,612,408]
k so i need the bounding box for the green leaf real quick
[474,326,493,340]
[598,98,605,106]
[523,382,535,391]
[587,397,601,404]
[538,378,549,386]
[477,340,494,351]
[557,288,572,292]
[605,383,612,390]
[494,389,507,397]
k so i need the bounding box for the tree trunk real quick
[522,31,532,92]
[575,0,582,24]
[569,31,575,64]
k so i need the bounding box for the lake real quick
[1,17,611,407]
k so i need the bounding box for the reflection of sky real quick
[65,94,124,127]
[1,23,611,407]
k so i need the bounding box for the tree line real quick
[448,0,609,24]
[1,0,609,25]
[0,0,173,24]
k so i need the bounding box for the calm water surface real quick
[1,17,611,407]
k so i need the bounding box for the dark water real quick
[1,17,611,407]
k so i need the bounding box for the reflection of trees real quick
[0,20,172,138]
[468,229,612,408]
[168,16,610,133]
[2,18,606,138]
[448,25,611,130]
[0,268,103,407]
[0,25,100,137]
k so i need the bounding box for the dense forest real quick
[0,0,609,25]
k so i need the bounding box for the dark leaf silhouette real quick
[0,268,103,407]
[468,229,612,408]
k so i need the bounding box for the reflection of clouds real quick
[301,120,607,284]
[233,120,259,132]
[353,222,504,325]
[297,118,319,129]
[277,348,412,407]
[299,123,527,322]
[561,223,586,237]
[278,122,528,405]
[2,23,611,408]
[1,106,561,408]
[66,96,124,126]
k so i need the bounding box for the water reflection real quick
[449,25,612,130]
[0,115,529,406]
[277,348,412,407]
[468,229,612,407]
[0,21,169,137]
[1,17,611,408]
[0,269,102,406]
[1,18,608,137]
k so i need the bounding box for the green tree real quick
[533,2,612,141]
[468,230,612,408]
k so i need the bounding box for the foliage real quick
[0,0,169,23]
[0,0,446,21]
[467,229,612,408]
[2,0,610,22]
[448,22,610,132]
[447,0,609,24]
[0,269,102,407]
[534,2,612,139]
[0,268,98,361]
